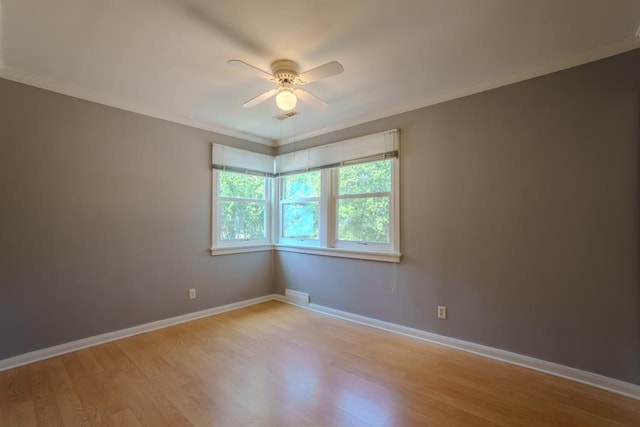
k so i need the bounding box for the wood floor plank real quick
[161,381,220,427]
[1,300,639,426]
[62,351,121,425]
[109,407,143,427]
[112,370,190,427]
[74,348,104,377]
[45,358,90,426]
[0,372,8,426]
[179,378,258,426]
[28,362,64,427]
[7,365,33,403]
[6,399,38,427]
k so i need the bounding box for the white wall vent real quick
[285,289,310,305]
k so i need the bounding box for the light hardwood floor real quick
[1,300,639,426]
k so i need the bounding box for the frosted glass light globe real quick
[276,89,297,111]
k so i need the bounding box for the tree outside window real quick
[218,171,267,241]
[281,171,320,241]
[336,160,391,244]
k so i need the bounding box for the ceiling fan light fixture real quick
[276,88,297,111]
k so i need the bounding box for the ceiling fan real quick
[228,59,344,112]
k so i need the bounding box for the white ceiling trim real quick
[0,66,276,146]
[277,36,640,146]
[1,31,638,148]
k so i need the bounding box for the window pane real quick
[338,197,389,243]
[338,160,392,195]
[284,171,320,199]
[283,202,319,239]
[220,200,265,240]
[219,171,265,199]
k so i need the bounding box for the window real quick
[210,129,400,262]
[217,170,268,242]
[210,144,274,254]
[279,171,321,245]
[334,159,392,248]
[274,157,399,261]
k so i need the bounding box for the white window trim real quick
[210,130,401,262]
[330,160,398,252]
[274,244,401,263]
[210,245,274,256]
[272,157,400,261]
[210,169,272,252]
[277,174,321,246]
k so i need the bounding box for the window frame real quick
[209,129,401,262]
[274,157,400,262]
[330,158,397,252]
[210,169,273,255]
[277,171,323,247]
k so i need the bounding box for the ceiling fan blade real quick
[242,88,278,108]
[298,61,344,84]
[296,88,328,108]
[228,60,273,80]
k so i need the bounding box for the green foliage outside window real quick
[219,171,266,240]
[339,160,391,194]
[337,160,391,243]
[283,202,319,239]
[218,160,393,245]
[338,197,389,243]
[284,171,320,198]
[219,171,264,199]
[282,171,320,239]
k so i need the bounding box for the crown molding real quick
[1,32,638,149]
[0,66,276,146]
[276,36,640,146]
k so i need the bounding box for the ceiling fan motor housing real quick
[271,59,300,86]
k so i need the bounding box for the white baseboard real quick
[272,294,287,302]
[278,297,640,400]
[3,293,638,401]
[0,294,275,372]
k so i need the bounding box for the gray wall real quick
[275,49,640,385]
[1,48,638,386]
[0,80,274,359]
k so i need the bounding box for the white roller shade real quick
[211,144,274,176]
[275,129,399,175]
[211,129,399,176]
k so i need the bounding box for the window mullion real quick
[212,168,219,249]
[318,170,331,248]
[273,177,282,244]
[325,169,338,248]
[266,177,273,244]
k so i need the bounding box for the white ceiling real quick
[1,0,639,146]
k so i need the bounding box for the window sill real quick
[210,244,401,262]
[275,244,401,263]
[209,245,273,256]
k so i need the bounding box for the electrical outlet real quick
[189,288,196,299]
[437,305,447,319]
